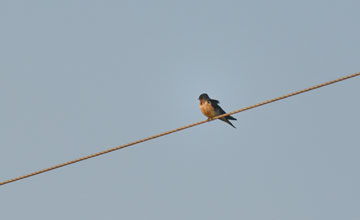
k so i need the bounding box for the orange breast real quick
[200,101,215,118]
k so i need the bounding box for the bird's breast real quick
[200,101,215,118]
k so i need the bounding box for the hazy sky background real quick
[1,1,359,219]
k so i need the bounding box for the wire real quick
[1,72,359,186]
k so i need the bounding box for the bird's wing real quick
[211,101,226,115]
[210,99,220,104]
[211,100,236,120]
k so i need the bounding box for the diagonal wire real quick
[1,72,359,186]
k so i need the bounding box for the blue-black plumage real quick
[198,93,237,128]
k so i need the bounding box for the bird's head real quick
[198,93,210,101]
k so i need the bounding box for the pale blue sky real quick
[1,1,359,219]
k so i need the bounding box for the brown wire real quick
[1,72,359,186]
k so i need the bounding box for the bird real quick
[198,93,237,128]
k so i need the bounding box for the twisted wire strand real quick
[1,72,359,186]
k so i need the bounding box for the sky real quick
[1,0,359,219]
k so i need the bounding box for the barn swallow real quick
[198,93,237,128]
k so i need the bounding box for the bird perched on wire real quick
[198,93,237,128]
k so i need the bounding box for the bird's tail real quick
[226,115,237,121]
[220,117,236,128]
